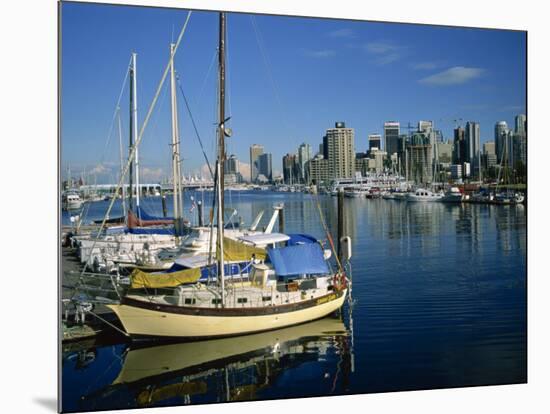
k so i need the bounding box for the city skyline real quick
[61,2,526,183]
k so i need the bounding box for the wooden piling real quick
[338,188,344,259]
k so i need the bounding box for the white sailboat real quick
[107,13,351,339]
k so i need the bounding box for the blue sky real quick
[61,2,526,183]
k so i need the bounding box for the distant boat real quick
[62,191,83,210]
[406,188,444,202]
[440,187,463,203]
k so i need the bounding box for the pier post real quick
[279,205,285,234]
[198,201,203,226]
[338,188,344,259]
[161,192,167,217]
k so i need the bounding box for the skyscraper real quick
[495,121,509,164]
[297,143,312,183]
[282,153,299,184]
[325,122,355,179]
[384,122,400,156]
[465,121,480,175]
[368,134,382,152]
[249,144,264,182]
[453,126,466,165]
[515,114,526,136]
[258,153,273,182]
[224,154,238,175]
[418,120,433,134]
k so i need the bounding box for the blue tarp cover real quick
[287,233,318,246]
[135,205,174,221]
[267,243,329,277]
[128,227,176,235]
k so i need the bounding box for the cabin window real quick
[184,298,196,305]
[237,298,248,304]
[327,285,334,291]
[212,298,222,305]
[262,296,272,302]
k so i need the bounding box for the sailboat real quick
[107,13,352,339]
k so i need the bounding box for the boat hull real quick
[107,289,347,339]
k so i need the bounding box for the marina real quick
[57,4,527,413]
[61,191,526,411]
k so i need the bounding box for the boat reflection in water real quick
[68,316,352,412]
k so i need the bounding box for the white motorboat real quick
[406,188,444,202]
[62,191,83,210]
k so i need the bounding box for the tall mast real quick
[132,52,140,211]
[218,12,226,211]
[217,12,227,306]
[170,43,180,223]
[128,60,134,211]
[117,108,127,218]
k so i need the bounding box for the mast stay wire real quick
[97,56,133,170]
[250,15,293,137]
[72,10,193,289]
[175,71,214,180]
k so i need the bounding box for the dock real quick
[61,239,126,344]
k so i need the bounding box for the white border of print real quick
[1,0,548,414]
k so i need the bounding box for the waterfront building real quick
[463,162,471,178]
[495,121,509,164]
[513,132,527,168]
[397,134,409,177]
[384,121,400,156]
[453,126,466,165]
[249,144,264,182]
[418,120,433,134]
[482,140,497,171]
[515,114,526,135]
[450,164,463,180]
[437,140,453,164]
[406,132,433,184]
[258,153,273,182]
[465,121,481,177]
[325,122,355,179]
[368,134,382,153]
[483,141,496,156]
[224,154,239,175]
[282,153,300,184]
[369,148,387,174]
[307,155,329,184]
[298,143,312,183]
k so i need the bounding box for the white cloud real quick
[238,162,251,182]
[200,164,214,180]
[140,167,165,182]
[410,61,440,70]
[375,53,401,65]
[305,49,336,58]
[327,28,355,38]
[418,66,485,86]
[363,41,405,65]
[89,163,109,175]
[364,41,399,54]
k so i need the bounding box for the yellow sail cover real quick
[130,268,201,289]
[221,237,267,261]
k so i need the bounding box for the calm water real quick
[61,191,527,412]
